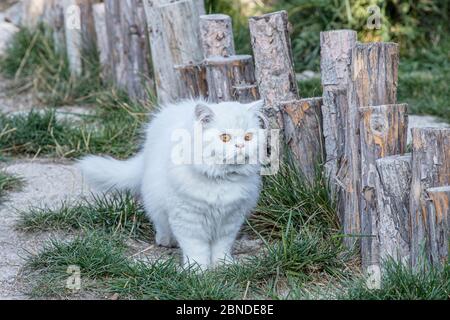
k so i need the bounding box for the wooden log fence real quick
[120,0,153,101]
[409,128,450,267]
[249,10,323,184]
[320,30,356,217]
[196,14,259,103]
[63,0,83,76]
[145,0,204,103]
[425,186,450,267]
[42,0,66,52]
[344,42,399,251]
[204,55,258,103]
[280,98,324,182]
[199,14,235,58]
[19,3,450,270]
[92,3,110,80]
[375,154,412,265]
[359,104,408,270]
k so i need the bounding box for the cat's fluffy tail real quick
[77,153,144,194]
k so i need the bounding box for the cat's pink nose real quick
[235,143,245,149]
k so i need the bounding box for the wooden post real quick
[359,104,408,270]
[43,0,66,53]
[339,42,399,249]
[410,128,450,267]
[425,186,450,267]
[159,1,203,69]
[250,11,327,180]
[376,154,412,265]
[351,43,399,107]
[104,0,127,87]
[93,3,111,80]
[143,0,175,103]
[204,55,259,103]
[197,14,258,103]
[78,0,98,55]
[22,0,47,28]
[120,0,153,100]
[320,30,357,199]
[63,0,83,76]
[177,13,235,100]
[143,0,204,103]
[62,0,99,75]
[199,14,235,58]
[194,0,205,15]
[280,98,324,183]
[175,64,208,99]
[249,10,298,128]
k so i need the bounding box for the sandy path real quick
[0,159,92,299]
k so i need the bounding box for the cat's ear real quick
[195,103,214,124]
[246,100,265,112]
[247,100,268,129]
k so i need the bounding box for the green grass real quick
[24,227,352,300]
[110,258,242,300]
[25,231,242,299]
[0,90,151,158]
[18,157,354,299]
[16,192,153,241]
[0,24,105,106]
[24,232,130,298]
[0,170,23,199]
[341,259,450,300]
[398,70,450,122]
[26,229,447,299]
[249,155,339,239]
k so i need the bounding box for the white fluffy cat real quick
[77,99,266,270]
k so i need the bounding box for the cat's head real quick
[192,100,267,177]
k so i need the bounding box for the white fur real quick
[77,99,265,269]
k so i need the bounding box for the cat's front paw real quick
[155,233,178,248]
[212,254,235,268]
[183,257,211,273]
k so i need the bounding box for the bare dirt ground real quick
[0,75,39,113]
[0,159,92,299]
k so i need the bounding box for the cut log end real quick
[200,13,235,58]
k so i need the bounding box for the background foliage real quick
[207,0,449,72]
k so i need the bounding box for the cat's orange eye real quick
[220,134,232,143]
[244,133,253,141]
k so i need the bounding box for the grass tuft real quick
[17,192,153,241]
[23,224,353,299]
[0,90,151,158]
[0,170,23,199]
[110,259,241,300]
[0,24,104,106]
[24,232,129,298]
[250,155,339,239]
[341,259,450,300]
